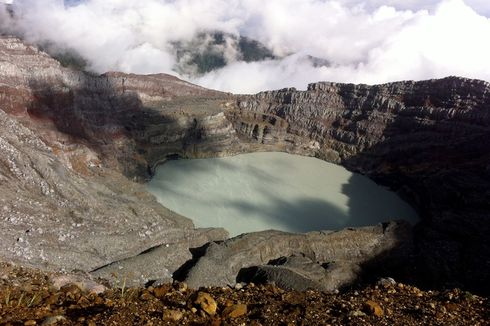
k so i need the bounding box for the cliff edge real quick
[0,36,489,294]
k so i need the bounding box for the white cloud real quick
[344,0,490,16]
[1,0,490,93]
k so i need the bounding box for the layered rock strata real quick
[183,221,412,291]
[0,37,230,286]
[230,80,490,292]
[0,36,489,293]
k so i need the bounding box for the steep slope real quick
[227,80,490,291]
[0,36,229,285]
[0,36,489,293]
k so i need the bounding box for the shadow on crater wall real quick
[26,73,232,180]
[339,80,490,294]
[226,78,490,294]
[23,72,490,294]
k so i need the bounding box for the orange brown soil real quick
[0,263,488,326]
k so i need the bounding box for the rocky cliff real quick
[0,36,489,293]
[230,80,490,292]
[0,36,230,285]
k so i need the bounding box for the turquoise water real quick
[147,152,418,237]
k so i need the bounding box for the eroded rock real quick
[0,35,489,294]
[184,221,412,290]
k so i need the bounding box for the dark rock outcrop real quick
[0,36,489,293]
[0,37,229,282]
[229,80,490,292]
[239,256,360,292]
[183,221,412,291]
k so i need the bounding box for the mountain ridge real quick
[0,36,489,294]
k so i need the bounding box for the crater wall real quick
[1,36,489,293]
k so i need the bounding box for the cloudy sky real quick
[1,0,489,93]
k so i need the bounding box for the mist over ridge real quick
[1,0,489,93]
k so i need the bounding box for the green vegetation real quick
[38,42,88,71]
[174,32,276,76]
[193,51,227,74]
[52,50,88,71]
[239,37,275,62]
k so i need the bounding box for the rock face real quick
[183,221,412,291]
[0,36,229,285]
[230,81,490,292]
[0,36,489,293]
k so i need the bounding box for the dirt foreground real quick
[0,263,488,326]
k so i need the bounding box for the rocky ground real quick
[0,263,488,326]
[1,35,490,310]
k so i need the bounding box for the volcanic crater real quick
[0,36,489,295]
